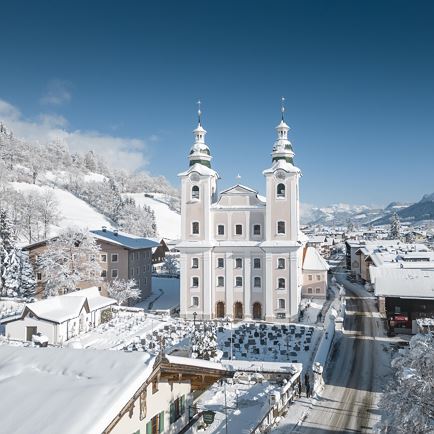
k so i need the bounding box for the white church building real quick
[177,102,328,322]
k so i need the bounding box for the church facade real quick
[178,104,321,322]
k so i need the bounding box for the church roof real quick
[178,163,219,178]
[220,184,258,195]
[263,159,301,175]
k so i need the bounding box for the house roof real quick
[22,287,116,324]
[302,246,330,271]
[371,268,434,299]
[0,346,155,434]
[90,229,160,250]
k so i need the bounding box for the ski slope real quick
[124,193,181,240]
[10,182,112,235]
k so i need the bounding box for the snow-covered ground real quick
[11,182,112,235]
[135,276,180,312]
[124,192,181,239]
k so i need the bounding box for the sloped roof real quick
[177,163,219,178]
[371,268,434,299]
[90,230,159,250]
[220,184,258,195]
[23,287,116,324]
[262,159,301,175]
[302,246,330,271]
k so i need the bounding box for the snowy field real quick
[11,182,112,235]
[124,192,181,239]
[135,276,180,313]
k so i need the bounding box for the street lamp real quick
[193,311,197,327]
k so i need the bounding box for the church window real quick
[235,224,243,235]
[217,225,225,235]
[278,278,285,289]
[235,258,243,268]
[217,258,224,268]
[253,258,261,269]
[192,296,199,306]
[277,183,285,198]
[235,277,243,287]
[192,277,199,287]
[253,224,261,235]
[278,258,285,269]
[277,221,286,234]
[192,185,199,199]
[278,299,286,309]
[254,277,261,287]
[192,258,199,268]
[192,221,199,234]
[217,276,224,287]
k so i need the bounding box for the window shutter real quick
[159,411,165,432]
[146,421,152,434]
[170,402,175,424]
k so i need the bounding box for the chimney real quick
[102,226,107,232]
[113,229,118,236]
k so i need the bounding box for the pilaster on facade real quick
[225,252,234,320]
[265,253,274,321]
[243,256,252,319]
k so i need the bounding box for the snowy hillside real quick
[124,193,181,240]
[11,182,112,235]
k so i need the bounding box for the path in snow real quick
[296,275,394,433]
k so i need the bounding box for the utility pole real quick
[224,380,228,434]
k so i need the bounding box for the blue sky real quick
[0,1,433,206]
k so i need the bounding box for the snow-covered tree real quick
[37,227,102,297]
[405,231,416,244]
[161,255,179,275]
[37,190,60,239]
[2,248,36,297]
[107,278,141,305]
[191,321,218,361]
[84,150,97,172]
[0,208,16,289]
[389,212,401,240]
[376,333,434,434]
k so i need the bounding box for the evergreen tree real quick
[389,212,401,240]
[0,208,15,289]
[18,250,36,297]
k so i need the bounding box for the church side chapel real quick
[177,100,328,322]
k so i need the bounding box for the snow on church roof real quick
[0,345,154,434]
[262,159,301,175]
[178,163,219,177]
[303,246,330,271]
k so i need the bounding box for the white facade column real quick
[265,252,274,321]
[203,250,212,320]
[179,253,188,318]
[225,252,234,319]
[289,250,298,319]
[244,256,251,319]
[290,176,297,240]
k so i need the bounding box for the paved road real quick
[297,278,393,434]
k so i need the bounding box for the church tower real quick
[262,98,302,320]
[178,102,219,319]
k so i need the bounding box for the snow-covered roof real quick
[371,268,434,299]
[177,163,219,178]
[0,346,154,434]
[90,229,160,250]
[22,288,116,324]
[262,159,301,175]
[165,354,227,371]
[220,184,258,195]
[64,286,116,311]
[221,359,302,374]
[308,235,326,244]
[303,246,330,271]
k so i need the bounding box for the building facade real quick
[178,104,307,322]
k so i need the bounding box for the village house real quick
[0,345,230,434]
[24,228,159,300]
[301,246,330,298]
[4,287,116,344]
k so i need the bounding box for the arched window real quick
[192,185,199,199]
[252,302,262,320]
[254,277,261,288]
[277,183,285,198]
[234,302,243,319]
[216,301,225,318]
[235,276,243,287]
[278,278,285,289]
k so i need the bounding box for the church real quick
[177,102,328,322]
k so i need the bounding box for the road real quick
[297,277,393,434]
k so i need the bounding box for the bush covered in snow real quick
[376,333,434,434]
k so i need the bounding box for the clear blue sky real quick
[0,0,433,206]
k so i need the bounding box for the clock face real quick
[275,170,286,180]
[190,173,200,182]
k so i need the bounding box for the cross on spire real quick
[281,96,285,121]
[197,100,202,125]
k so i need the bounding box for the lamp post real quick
[225,316,233,360]
[193,311,197,327]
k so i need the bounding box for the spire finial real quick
[280,96,285,121]
[197,100,202,125]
